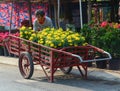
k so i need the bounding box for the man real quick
[33,9,53,31]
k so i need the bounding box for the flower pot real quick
[109,58,120,70]
[87,62,93,67]
[95,56,107,69]
[0,47,4,55]
[3,47,9,56]
[96,61,107,69]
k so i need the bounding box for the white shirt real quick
[33,16,53,31]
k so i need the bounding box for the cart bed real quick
[4,35,111,82]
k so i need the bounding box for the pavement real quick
[0,55,120,83]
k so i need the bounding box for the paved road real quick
[0,63,120,91]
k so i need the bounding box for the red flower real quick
[100,21,108,27]
[118,24,120,28]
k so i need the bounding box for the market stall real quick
[0,0,49,56]
[0,0,112,82]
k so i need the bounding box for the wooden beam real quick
[27,0,32,27]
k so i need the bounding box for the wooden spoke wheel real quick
[60,67,72,74]
[19,52,34,79]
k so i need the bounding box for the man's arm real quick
[45,16,53,28]
[33,20,40,31]
[49,19,53,28]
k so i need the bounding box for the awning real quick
[0,0,48,3]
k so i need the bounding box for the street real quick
[0,63,120,91]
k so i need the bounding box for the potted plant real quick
[81,21,120,69]
[93,21,120,70]
[0,46,4,55]
[80,21,108,68]
[100,23,120,70]
[80,21,98,67]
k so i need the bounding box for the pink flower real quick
[109,23,113,27]
[118,24,120,28]
[12,32,20,36]
[100,21,108,27]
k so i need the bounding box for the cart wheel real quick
[60,67,72,74]
[19,52,34,79]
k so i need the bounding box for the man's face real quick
[37,15,45,22]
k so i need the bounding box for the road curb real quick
[0,56,18,66]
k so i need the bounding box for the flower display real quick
[20,26,85,48]
[20,26,35,40]
[81,21,120,58]
[0,32,19,46]
[0,32,9,43]
[30,28,85,48]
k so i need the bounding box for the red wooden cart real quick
[4,35,111,82]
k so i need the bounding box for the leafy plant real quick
[81,21,120,58]
[80,21,97,44]
[101,27,120,58]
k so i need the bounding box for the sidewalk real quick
[0,56,120,83]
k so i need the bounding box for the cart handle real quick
[51,47,112,63]
[72,51,112,63]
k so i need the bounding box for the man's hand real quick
[38,28,41,31]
